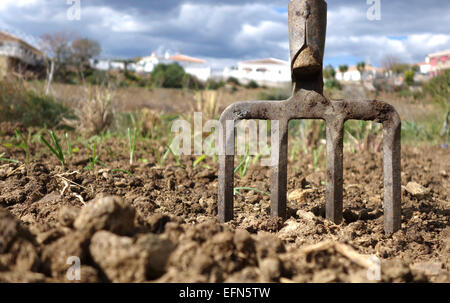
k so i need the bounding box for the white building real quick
[135,53,159,73]
[418,62,431,75]
[134,52,211,82]
[224,58,291,87]
[90,59,126,71]
[0,31,44,77]
[335,64,384,82]
[425,49,450,77]
[170,54,211,82]
[336,66,361,82]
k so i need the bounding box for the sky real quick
[0,0,449,68]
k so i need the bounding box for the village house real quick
[134,53,160,73]
[420,49,450,77]
[335,64,384,82]
[418,62,431,75]
[134,52,211,82]
[223,58,291,87]
[0,31,45,77]
[90,59,132,71]
[335,66,361,82]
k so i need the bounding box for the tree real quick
[323,65,341,89]
[391,63,410,75]
[339,65,349,73]
[40,32,73,65]
[356,61,366,75]
[151,63,188,88]
[71,38,101,66]
[356,61,366,83]
[70,38,101,83]
[381,54,401,73]
[40,32,74,92]
[39,33,103,85]
[404,70,415,86]
[323,64,336,79]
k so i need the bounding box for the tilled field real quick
[0,138,448,283]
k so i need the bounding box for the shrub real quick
[0,79,72,128]
[404,70,415,86]
[151,63,188,88]
[258,89,290,101]
[22,91,72,128]
[323,65,336,80]
[423,70,450,109]
[62,86,115,134]
[183,74,204,90]
[226,77,240,86]
[324,78,341,90]
[206,79,225,90]
[246,80,259,89]
[85,69,112,86]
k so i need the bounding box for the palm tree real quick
[339,65,348,73]
[356,61,366,84]
[338,65,348,82]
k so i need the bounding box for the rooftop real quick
[170,54,205,64]
[240,58,289,65]
[427,49,450,58]
[0,31,44,56]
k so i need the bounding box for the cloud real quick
[0,0,448,67]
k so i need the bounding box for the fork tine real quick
[325,118,344,224]
[383,116,402,233]
[218,118,235,223]
[270,119,289,219]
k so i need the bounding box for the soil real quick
[0,132,448,283]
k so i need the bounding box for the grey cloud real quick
[0,0,448,66]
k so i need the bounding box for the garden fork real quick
[218,0,401,233]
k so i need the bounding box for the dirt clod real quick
[90,231,175,282]
[405,182,430,199]
[74,195,135,235]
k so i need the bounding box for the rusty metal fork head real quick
[218,0,402,234]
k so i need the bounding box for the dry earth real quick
[0,136,448,283]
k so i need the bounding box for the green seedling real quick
[312,145,324,171]
[154,146,170,167]
[85,143,106,170]
[289,138,305,161]
[232,149,267,196]
[41,130,65,166]
[65,133,73,159]
[14,129,30,165]
[0,153,19,163]
[77,136,91,151]
[193,155,206,169]
[234,149,251,177]
[168,144,184,167]
[127,127,138,165]
[212,153,218,164]
[31,128,45,144]
[154,144,183,168]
